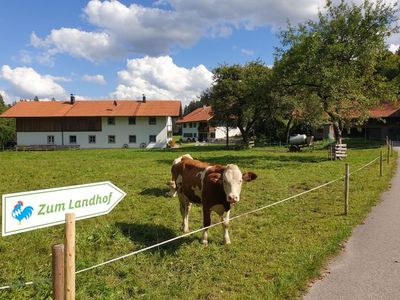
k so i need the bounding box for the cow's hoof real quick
[183,228,190,233]
[201,239,208,246]
[224,240,231,245]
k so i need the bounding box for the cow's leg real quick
[221,210,231,245]
[202,207,211,245]
[179,199,191,233]
[167,180,177,197]
[182,202,191,233]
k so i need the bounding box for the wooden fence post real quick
[380,150,383,177]
[344,163,349,215]
[391,141,394,157]
[387,141,390,164]
[65,213,75,300]
[52,244,65,300]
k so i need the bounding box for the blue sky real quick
[0,0,398,106]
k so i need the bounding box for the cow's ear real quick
[242,172,257,182]
[208,172,222,183]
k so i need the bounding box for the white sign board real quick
[2,181,126,236]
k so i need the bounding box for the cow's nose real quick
[228,194,239,203]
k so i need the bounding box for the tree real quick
[33,96,39,101]
[377,50,400,92]
[183,100,203,115]
[274,0,399,143]
[203,61,274,144]
[0,94,16,149]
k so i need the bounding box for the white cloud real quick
[28,0,400,61]
[31,29,121,62]
[0,89,15,104]
[388,43,400,53]
[111,56,213,106]
[31,0,327,61]
[241,48,255,55]
[82,74,106,85]
[0,65,67,99]
[17,50,33,65]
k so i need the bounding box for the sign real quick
[2,181,126,236]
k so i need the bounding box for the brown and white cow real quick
[168,154,257,244]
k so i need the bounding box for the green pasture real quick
[0,140,397,299]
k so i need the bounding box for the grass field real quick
[0,140,397,299]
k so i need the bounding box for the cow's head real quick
[209,164,257,203]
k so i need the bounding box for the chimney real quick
[70,93,75,105]
[142,94,146,103]
[113,100,117,106]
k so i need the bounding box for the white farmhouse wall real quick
[215,127,241,139]
[181,122,199,140]
[17,116,171,149]
[17,132,63,145]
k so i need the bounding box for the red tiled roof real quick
[0,100,181,118]
[369,103,400,118]
[176,106,213,123]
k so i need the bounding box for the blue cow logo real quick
[12,201,34,224]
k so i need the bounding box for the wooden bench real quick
[329,143,347,160]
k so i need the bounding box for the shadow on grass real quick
[116,222,196,255]
[139,187,170,197]
[196,154,327,166]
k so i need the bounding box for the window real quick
[149,135,156,143]
[69,135,77,144]
[183,133,193,137]
[193,133,197,137]
[107,117,115,125]
[149,117,156,125]
[47,135,55,144]
[183,123,187,128]
[128,117,136,125]
[108,135,116,144]
[189,122,193,128]
[129,135,136,143]
[193,122,197,128]
[89,135,96,144]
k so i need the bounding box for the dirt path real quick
[304,148,400,300]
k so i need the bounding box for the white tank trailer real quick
[289,134,314,152]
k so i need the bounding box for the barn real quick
[0,96,181,149]
[363,103,400,141]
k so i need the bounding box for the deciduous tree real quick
[0,94,16,149]
[274,0,399,143]
[203,61,274,144]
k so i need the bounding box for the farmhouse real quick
[0,96,181,149]
[176,105,241,142]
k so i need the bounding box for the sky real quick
[0,0,399,106]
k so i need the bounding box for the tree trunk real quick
[226,124,229,148]
[238,125,248,143]
[333,121,343,144]
[285,115,294,144]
